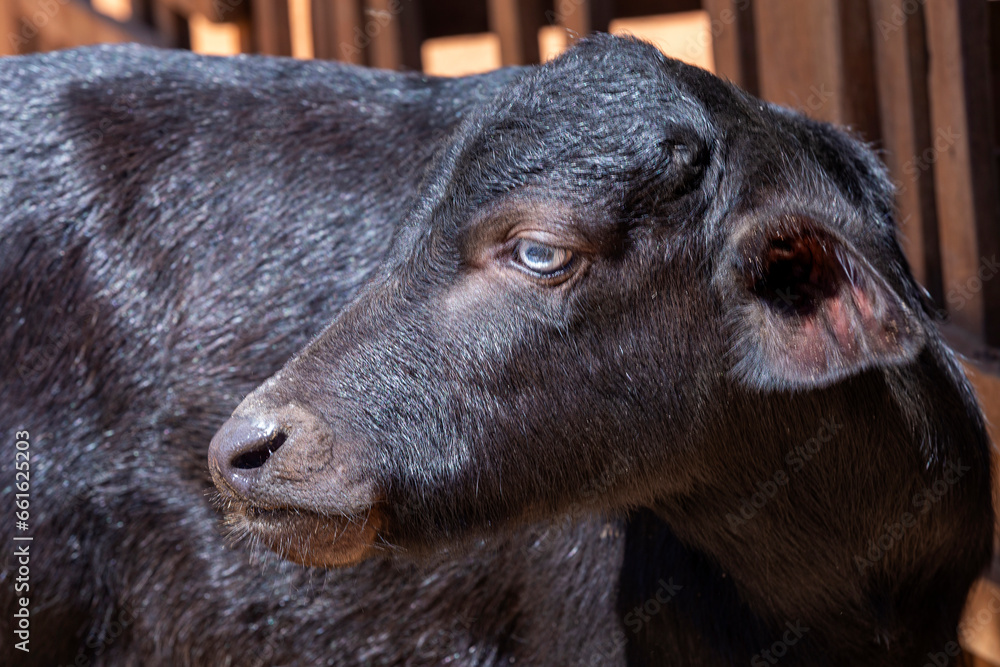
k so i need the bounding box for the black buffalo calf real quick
[1,35,994,666]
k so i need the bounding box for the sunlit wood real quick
[609,11,715,73]
[189,13,242,56]
[960,578,1000,665]
[538,25,567,63]
[421,33,501,77]
[92,0,131,23]
[537,12,715,73]
[289,0,314,59]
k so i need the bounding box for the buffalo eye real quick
[514,239,573,277]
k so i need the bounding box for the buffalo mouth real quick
[207,407,386,568]
[217,497,385,568]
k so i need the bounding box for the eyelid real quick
[507,228,566,246]
[457,205,598,275]
[506,220,604,257]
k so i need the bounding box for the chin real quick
[223,501,385,568]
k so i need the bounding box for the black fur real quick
[0,35,993,666]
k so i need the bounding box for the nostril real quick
[209,417,295,498]
[230,431,287,470]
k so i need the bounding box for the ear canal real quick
[732,221,925,390]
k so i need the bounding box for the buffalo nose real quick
[208,416,288,498]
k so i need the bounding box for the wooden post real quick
[313,0,366,63]
[869,0,942,304]
[251,0,292,55]
[702,0,758,95]
[152,1,190,48]
[365,0,423,70]
[0,0,21,56]
[15,0,160,51]
[488,0,544,65]
[151,0,249,23]
[752,0,880,143]
[925,0,1000,344]
[555,0,613,44]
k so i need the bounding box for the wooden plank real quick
[364,0,422,70]
[188,10,250,54]
[14,0,161,52]
[942,327,1000,665]
[992,2,1000,155]
[210,0,251,23]
[422,0,487,38]
[488,0,544,65]
[288,0,313,58]
[962,577,1000,663]
[150,0,248,23]
[251,0,292,55]
[835,0,880,143]
[312,0,366,63]
[753,0,841,122]
[152,0,190,48]
[555,0,613,44]
[702,0,758,95]
[620,0,701,14]
[869,0,942,304]
[0,0,21,55]
[753,0,880,142]
[925,0,1000,345]
[129,0,151,25]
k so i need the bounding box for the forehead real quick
[440,38,712,199]
[417,36,890,240]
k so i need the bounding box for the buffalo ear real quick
[730,219,925,390]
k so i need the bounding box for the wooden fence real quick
[2,0,995,343]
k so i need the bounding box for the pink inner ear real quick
[738,222,924,388]
[789,280,899,375]
[825,283,890,355]
[825,292,855,352]
[852,284,876,322]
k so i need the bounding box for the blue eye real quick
[515,240,572,275]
